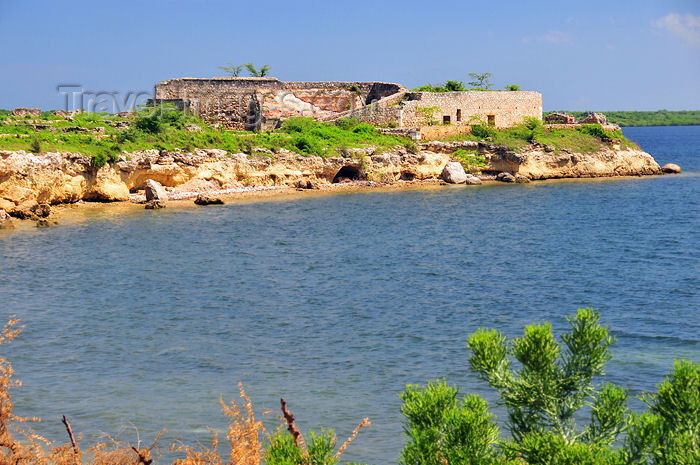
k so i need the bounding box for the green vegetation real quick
[412,73,496,92]
[218,62,271,77]
[452,148,486,173]
[219,63,244,77]
[0,107,413,160]
[29,134,41,154]
[244,63,271,77]
[467,72,493,91]
[400,308,700,465]
[544,110,700,127]
[413,76,521,93]
[446,117,637,153]
[415,106,441,126]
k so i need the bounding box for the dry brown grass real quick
[0,319,370,465]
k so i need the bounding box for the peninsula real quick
[0,77,680,227]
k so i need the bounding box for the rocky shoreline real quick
[0,141,676,228]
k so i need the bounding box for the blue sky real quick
[1,0,699,111]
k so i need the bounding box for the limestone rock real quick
[441,162,468,184]
[464,174,482,185]
[12,108,41,118]
[145,200,166,209]
[514,174,531,184]
[544,112,575,124]
[8,200,39,219]
[661,163,681,174]
[496,172,516,183]
[144,179,168,201]
[194,193,224,205]
[0,199,15,212]
[86,168,130,201]
[31,203,51,218]
[580,112,607,125]
[0,209,14,229]
[294,179,319,189]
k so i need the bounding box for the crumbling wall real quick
[153,78,404,129]
[336,106,404,127]
[401,91,542,128]
[12,108,42,117]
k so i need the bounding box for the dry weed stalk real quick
[220,383,265,465]
[0,316,48,465]
[60,416,80,465]
[0,319,370,465]
[174,383,267,465]
[89,429,163,465]
[334,418,370,460]
[279,398,305,455]
[171,429,221,465]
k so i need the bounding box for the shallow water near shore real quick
[1,126,699,463]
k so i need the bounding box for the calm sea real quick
[1,126,698,463]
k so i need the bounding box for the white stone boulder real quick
[441,162,468,184]
[144,179,168,201]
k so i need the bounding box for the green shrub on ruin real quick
[579,124,610,141]
[470,124,495,139]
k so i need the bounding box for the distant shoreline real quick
[544,111,700,127]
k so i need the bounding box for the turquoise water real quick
[1,126,698,463]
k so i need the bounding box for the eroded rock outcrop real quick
[0,141,666,210]
[661,163,681,174]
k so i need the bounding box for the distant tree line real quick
[545,110,700,127]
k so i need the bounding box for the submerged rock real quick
[145,200,166,209]
[661,163,681,174]
[31,202,51,218]
[464,174,482,185]
[8,200,39,219]
[194,193,224,205]
[35,218,58,228]
[441,162,468,184]
[144,179,168,201]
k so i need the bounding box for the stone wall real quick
[153,77,404,129]
[340,106,405,127]
[12,108,42,117]
[401,91,542,128]
[419,125,472,140]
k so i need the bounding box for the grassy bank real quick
[443,118,638,153]
[0,109,416,164]
[1,109,638,165]
[544,110,700,126]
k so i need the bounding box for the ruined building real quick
[153,77,542,131]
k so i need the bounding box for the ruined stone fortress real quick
[153,77,542,133]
